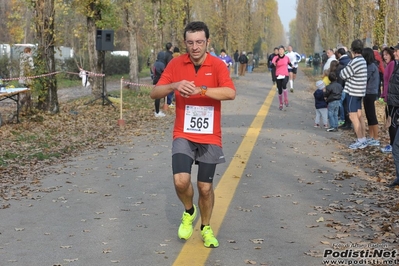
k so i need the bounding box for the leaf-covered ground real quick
[0,87,174,206]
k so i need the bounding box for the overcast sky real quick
[277,0,297,32]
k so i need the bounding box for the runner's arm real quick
[151,80,235,101]
[199,86,236,101]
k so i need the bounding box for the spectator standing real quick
[380,47,396,153]
[233,50,239,76]
[247,52,254,73]
[210,47,217,56]
[173,47,181,58]
[324,72,343,132]
[218,49,233,70]
[313,53,321,76]
[386,44,399,187]
[313,80,328,128]
[164,42,174,107]
[321,50,328,74]
[372,45,384,97]
[152,51,166,117]
[340,39,368,149]
[238,51,248,76]
[150,21,236,247]
[361,47,380,146]
[336,48,351,128]
[323,49,337,72]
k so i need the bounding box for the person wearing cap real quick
[339,39,368,149]
[313,80,328,128]
[386,43,399,187]
[272,45,293,110]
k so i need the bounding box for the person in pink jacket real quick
[381,47,395,102]
[380,47,396,153]
[272,45,292,110]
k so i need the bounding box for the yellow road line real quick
[172,87,276,266]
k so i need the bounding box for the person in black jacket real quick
[362,47,380,146]
[386,44,399,187]
[268,47,278,85]
[233,50,239,76]
[164,42,175,107]
[152,51,166,117]
[335,48,352,129]
[238,51,248,76]
[324,72,343,132]
[314,80,328,128]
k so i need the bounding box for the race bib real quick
[183,105,214,134]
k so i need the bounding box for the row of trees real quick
[291,0,399,56]
[0,0,286,113]
[4,0,399,114]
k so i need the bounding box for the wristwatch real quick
[200,85,207,96]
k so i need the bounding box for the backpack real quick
[313,56,321,66]
[239,54,247,64]
[152,62,165,85]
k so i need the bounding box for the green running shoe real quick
[178,205,197,240]
[201,225,219,248]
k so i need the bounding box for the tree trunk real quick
[34,0,59,113]
[152,0,162,64]
[124,4,139,91]
[87,4,103,98]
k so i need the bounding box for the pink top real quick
[272,55,290,77]
[382,60,395,102]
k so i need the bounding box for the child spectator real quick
[314,80,328,128]
[322,69,331,86]
[324,72,343,132]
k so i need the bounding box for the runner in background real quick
[286,45,301,93]
[272,45,292,110]
[268,47,279,87]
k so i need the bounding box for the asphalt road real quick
[0,68,370,266]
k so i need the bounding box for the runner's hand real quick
[176,80,197,97]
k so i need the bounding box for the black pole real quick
[102,51,105,106]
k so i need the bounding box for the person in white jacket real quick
[323,49,337,72]
[286,45,301,92]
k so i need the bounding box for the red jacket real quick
[373,50,384,74]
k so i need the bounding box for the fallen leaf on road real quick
[64,258,78,262]
[250,239,264,244]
